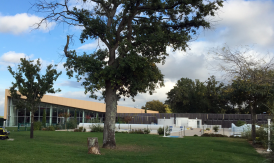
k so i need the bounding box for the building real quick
[4,89,158,127]
[157,117,202,128]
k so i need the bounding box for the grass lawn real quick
[0,130,265,163]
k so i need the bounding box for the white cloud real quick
[203,0,274,49]
[78,39,106,50]
[68,0,96,11]
[0,13,55,34]
[0,51,33,63]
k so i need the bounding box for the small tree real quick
[8,58,61,138]
[124,116,132,124]
[74,109,77,128]
[213,126,219,133]
[58,112,70,130]
[86,115,91,123]
[210,45,274,144]
[142,100,166,113]
[42,109,46,127]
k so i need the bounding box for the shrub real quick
[79,127,83,132]
[54,125,61,130]
[143,128,150,134]
[213,126,219,132]
[201,133,210,137]
[206,128,210,131]
[83,128,86,132]
[91,117,101,123]
[201,133,227,137]
[46,126,55,131]
[255,126,267,147]
[90,124,103,132]
[194,134,198,137]
[115,131,128,133]
[235,120,246,127]
[124,116,132,124]
[129,129,144,134]
[116,117,125,124]
[157,126,170,136]
[241,125,251,139]
[33,121,42,130]
[67,119,77,129]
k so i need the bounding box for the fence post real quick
[184,126,185,136]
[267,119,272,152]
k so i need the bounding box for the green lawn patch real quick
[0,131,265,163]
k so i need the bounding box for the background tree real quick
[141,100,166,113]
[164,105,172,113]
[74,110,77,128]
[123,116,132,124]
[166,76,226,113]
[42,109,46,127]
[204,76,226,113]
[33,0,224,148]
[210,45,274,144]
[8,58,61,138]
[58,112,71,130]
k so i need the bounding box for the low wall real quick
[79,123,164,130]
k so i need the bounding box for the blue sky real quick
[1,0,274,116]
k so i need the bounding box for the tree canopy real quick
[210,45,274,144]
[8,58,61,138]
[166,76,227,113]
[33,0,224,148]
[141,100,166,113]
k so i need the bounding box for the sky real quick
[1,0,274,116]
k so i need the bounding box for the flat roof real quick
[4,89,158,119]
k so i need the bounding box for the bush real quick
[206,128,210,131]
[241,125,251,139]
[194,134,198,137]
[46,126,55,131]
[90,124,103,132]
[255,126,267,147]
[124,116,132,124]
[91,117,101,123]
[79,127,83,132]
[201,133,227,137]
[66,119,77,129]
[157,126,170,136]
[213,126,219,132]
[235,120,246,127]
[129,129,144,134]
[33,121,42,130]
[143,128,150,134]
[116,117,125,124]
[115,131,128,133]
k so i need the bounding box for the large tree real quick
[141,100,166,113]
[33,0,224,148]
[166,76,226,113]
[210,45,274,144]
[8,58,61,138]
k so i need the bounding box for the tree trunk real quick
[250,105,256,145]
[102,80,117,149]
[87,137,101,155]
[30,111,34,139]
